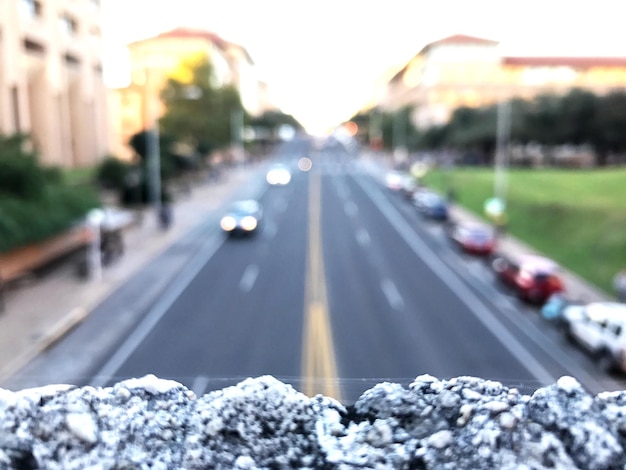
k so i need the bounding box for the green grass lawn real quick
[422,167,626,295]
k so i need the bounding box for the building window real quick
[20,0,42,20]
[59,14,78,35]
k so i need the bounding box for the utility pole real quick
[145,60,162,225]
[494,99,511,204]
[231,107,244,166]
[392,109,407,165]
[491,98,512,234]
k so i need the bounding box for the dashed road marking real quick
[239,264,259,293]
[344,201,358,217]
[381,278,405,311]
[356,227,371,247]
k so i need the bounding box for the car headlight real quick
[220,216,237,231]
[240,216,258,231]
[267,170,291,185]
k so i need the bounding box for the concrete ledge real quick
[2,374,626,468]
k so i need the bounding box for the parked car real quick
[414,191,449,221]
[220,200,263,236]
[448,222,496,256]
[541,293,570,321]
[383,170,416,196]
[266,164,292,186]
[562,302,626,373]
[492,254,565,304]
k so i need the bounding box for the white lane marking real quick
[264,221,277,239]
[344,201,358,217]
[356,227,371,247]
[381,278,405,311]
[192,375,210,397]
[239,264,259,293]
[275,198,288,212]
[335,181,350,199]
[90,236,226,387]
[357,177,557,386]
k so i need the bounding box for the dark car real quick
[220,200,263,236]
[414,192,449,221]
[448,222,496,256]
[492,254,565,304]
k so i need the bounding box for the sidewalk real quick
[0,165,259,384]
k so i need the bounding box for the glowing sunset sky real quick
[102,0,625,134]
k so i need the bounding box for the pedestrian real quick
[614,270,626,302]
[159,204,173,230]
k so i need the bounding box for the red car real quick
[449,223,496,256]
[492,254,565,304]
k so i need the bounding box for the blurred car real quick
[266,164,292,186]
[220,200,263,236]
[413,191,449,221]
[384,170,406,192]
[492,254,565,304]
[562,301,626,373]
[448,222,496,256]
[384,171,418,199]
[541,293,570,321]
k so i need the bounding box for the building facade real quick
[0,0,109,167]
[374,34,626,129]
[110,28,268,161]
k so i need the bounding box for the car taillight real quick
[517,271,533,288]
[548,276,564,291]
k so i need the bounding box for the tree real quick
[0,133,99,253]
[159,56,244,157]
[557,88,598,145]
[248,110,303,132]
[592,90,626,165]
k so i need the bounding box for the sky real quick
[101,0,626,134]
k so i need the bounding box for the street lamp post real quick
[494,99,511,204]
[144,62,162,227]
[492,99,511,234]
[231,107,244,166]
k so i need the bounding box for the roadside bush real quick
[0,185,100,253]
[0,133,101,253]
[0,150,46,199]
[96,155,134,190]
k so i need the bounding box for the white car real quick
[220,200,263,236]
[266,164,292,186]
[562,302,626,373]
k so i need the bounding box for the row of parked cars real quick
[385,168,626,376]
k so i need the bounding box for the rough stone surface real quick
[1,374,626,469]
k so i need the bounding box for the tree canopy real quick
[354,88,626,165]
[159,56,243,156]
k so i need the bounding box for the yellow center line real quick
[302,168,341,400]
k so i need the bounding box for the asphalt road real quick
[7,136,626,404]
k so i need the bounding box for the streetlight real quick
[491,98,511,234]
[231,107,244,166]
[494,99,511,204]
[143,54,162,229]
